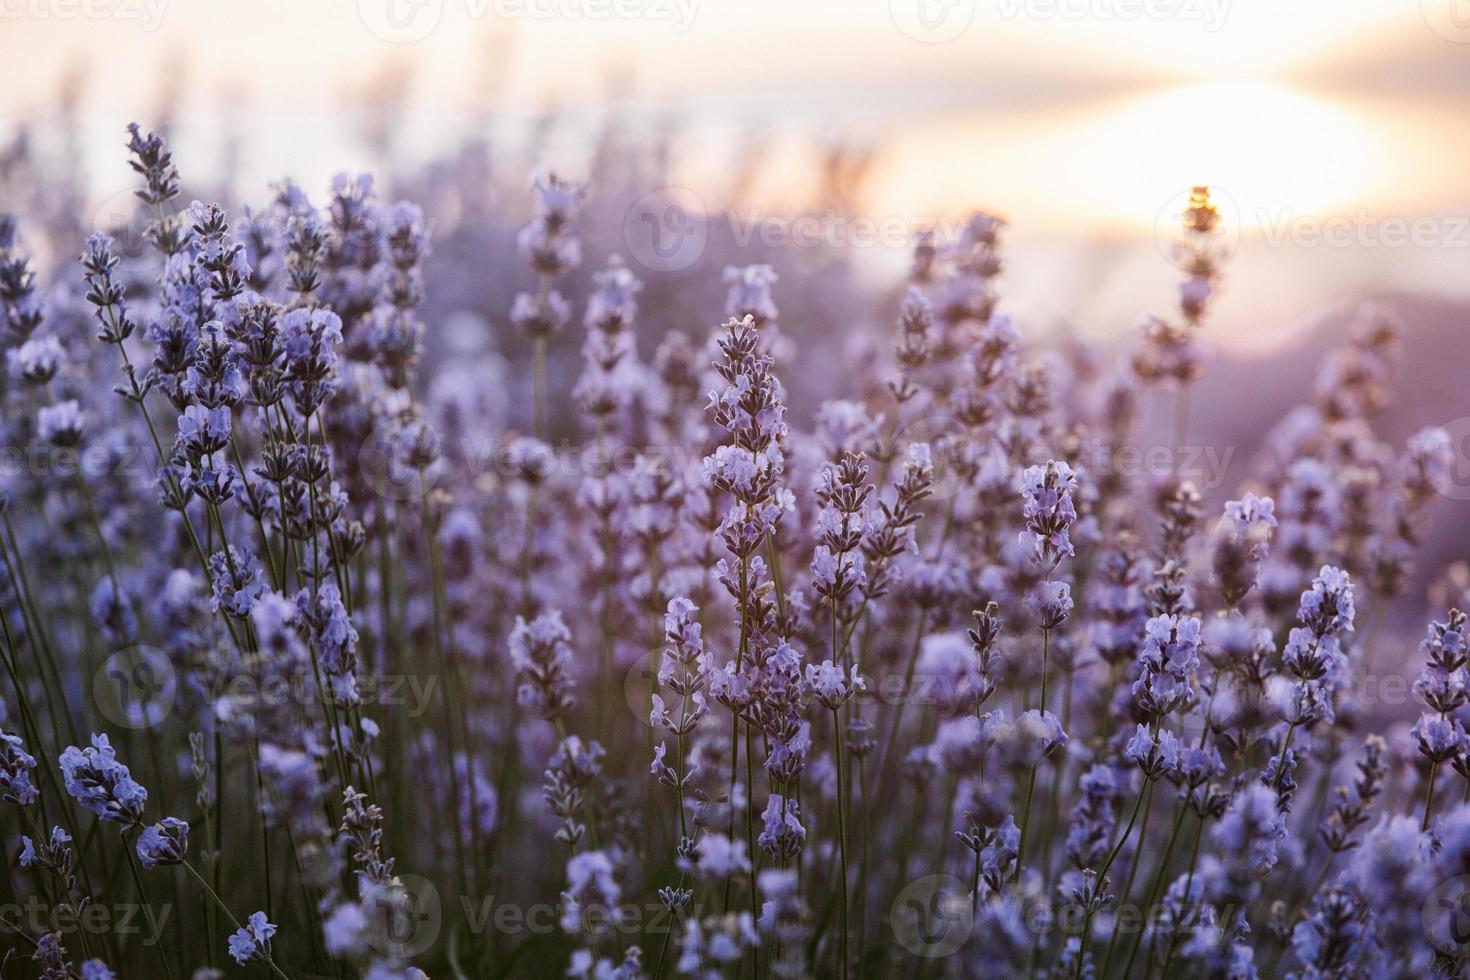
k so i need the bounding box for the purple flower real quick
[1176,743,1224,787]
[1009,709,1068,767]
[1405,425,1454,494]
[810,545,841,592]
[1124,724,1180,778]
[125,123,179,204]
[509,289,571,340]
[37,399,84,446]
[661,597,704,665]
[1343,814,1433,964]
[932,715,986,773]
[689,833,751,881]
[982,815,1022,886]
[815,400,877,457]
[280,308,344,412]
[59,734,147,828]
[90,577,137,647]
[1291,888,1367,976]
[1422,613,1468,671]
[1028,579,1073,629]
[34,932,71,980]
[136,817,189,868]
[1066,765,1118,870]
[805,660,864,709]
[207,546,266,618]
[584,262,641,332]
[1202,613,1269,668]
[529,169,587,225]
[509,610,576,721]
[322,902,367,958]
[1298,564,1355,637]
[724,264,779,324]
[227,911,276,965]
[1133,615,1201,717]
[296,581,359,700]
[757,794,806,861]
[1141,615,1202,675]
[708,659,754,711]
[1018,460,1079,568]
[176,404,232,457]
[560,850,621,936]
[20,826,71,873]
[1411,713,1467,763]
[0,730,38,805]
[1282,627,1344,682]
[757,868,809,949]
[1222,492,1276,537]
[9,334,63,383]
[763,723,812,783]
[1208,784,1285,904]
[518,217,582,277]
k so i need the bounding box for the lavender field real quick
[2,5,1470,979]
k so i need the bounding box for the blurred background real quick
[4,0,1469,334]
[2,0,1467,577]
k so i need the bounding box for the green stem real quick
[1103,780,1155,974]
[1424,759,1442,831]
[1076,775,1151,971]
[532,336,547,441]
[1121,800,1188,977]
[124,840,177,980]
[832,707,850,980]
[182,860,291,980]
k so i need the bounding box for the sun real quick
[1043,80,1385,232]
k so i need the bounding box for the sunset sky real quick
[3,0,1467,348]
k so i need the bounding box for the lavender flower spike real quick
[509,610,577,722]
[59,734,147,828]
[1019,459,1079,569]
[0,730,39,805]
